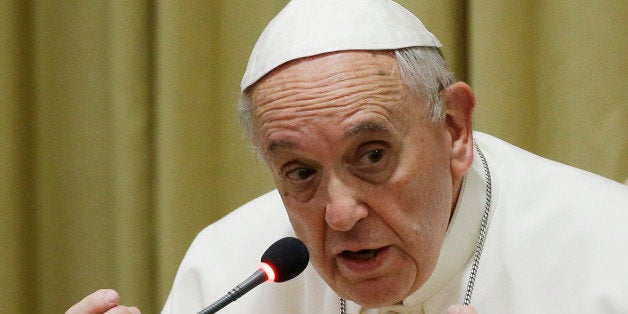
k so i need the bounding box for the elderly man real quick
[69,0,628,313]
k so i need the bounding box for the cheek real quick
[285,206,317,241]
[383,151,453,257]
[401,171,452,237]
[284,203,343,289]
[284,201,328,261]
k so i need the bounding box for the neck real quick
[449,175,464,223]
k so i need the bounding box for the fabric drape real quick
[1,1,625,313]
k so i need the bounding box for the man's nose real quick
[324,175,368,231]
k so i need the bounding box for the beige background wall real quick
[1,1,625,313]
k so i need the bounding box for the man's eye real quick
[285,167,315,181]
[361,149,385,164]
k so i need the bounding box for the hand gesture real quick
[65,289,140,314]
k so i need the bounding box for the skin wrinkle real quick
[240,48,453,152]
[254,80,401,120]
[249,50,472,308]
[256,89,402,159]
[260,106,395,160]
[251,59,404,152]
[252,53,402,114]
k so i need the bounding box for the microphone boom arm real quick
[196,268,267,314]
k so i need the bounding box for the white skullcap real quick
[240,0,441,91]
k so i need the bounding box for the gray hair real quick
[238,46,455,148]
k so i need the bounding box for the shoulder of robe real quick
[183,189,293,265]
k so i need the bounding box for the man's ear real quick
[440,82,475,179]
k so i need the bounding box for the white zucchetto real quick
[240,0,441,91]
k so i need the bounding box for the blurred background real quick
[1,0,625,313]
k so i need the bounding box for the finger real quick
[65,289,119,314]
[448,304,478,314]
[104,306,141,314]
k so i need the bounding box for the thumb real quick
[448,304,478,314]
[65,289,119,314]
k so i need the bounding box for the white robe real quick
[161,132,628,314]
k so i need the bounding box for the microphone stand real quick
[196,269,267,314]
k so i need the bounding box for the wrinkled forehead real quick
[249,51,419,141]
[247,50,410,128]
[240,0,441,92]
[251,50,399,99]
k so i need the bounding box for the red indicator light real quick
[259,262,276,282]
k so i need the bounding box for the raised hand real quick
[65,289,140,314]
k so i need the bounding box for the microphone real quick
[196,237,309,314]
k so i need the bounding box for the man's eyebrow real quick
[264,121,390,154]
[345,121,391,138]
[265,139,297,154]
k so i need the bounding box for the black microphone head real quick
[261,237,309,283]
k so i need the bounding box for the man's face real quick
[250,51,456,307]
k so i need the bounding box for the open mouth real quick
[340,249,380,261]
[337,246,391,273]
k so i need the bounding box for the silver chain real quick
[339,141,492,313]
[340,296,347,314]
[463,141,491,305]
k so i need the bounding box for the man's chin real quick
[348,295,405,310]
[336,280,410,309]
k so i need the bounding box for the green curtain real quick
[1,1,625,313]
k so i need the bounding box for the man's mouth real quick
[340,249,380,261]
[336,246,392,274]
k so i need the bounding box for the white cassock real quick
[161,132,628,314]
